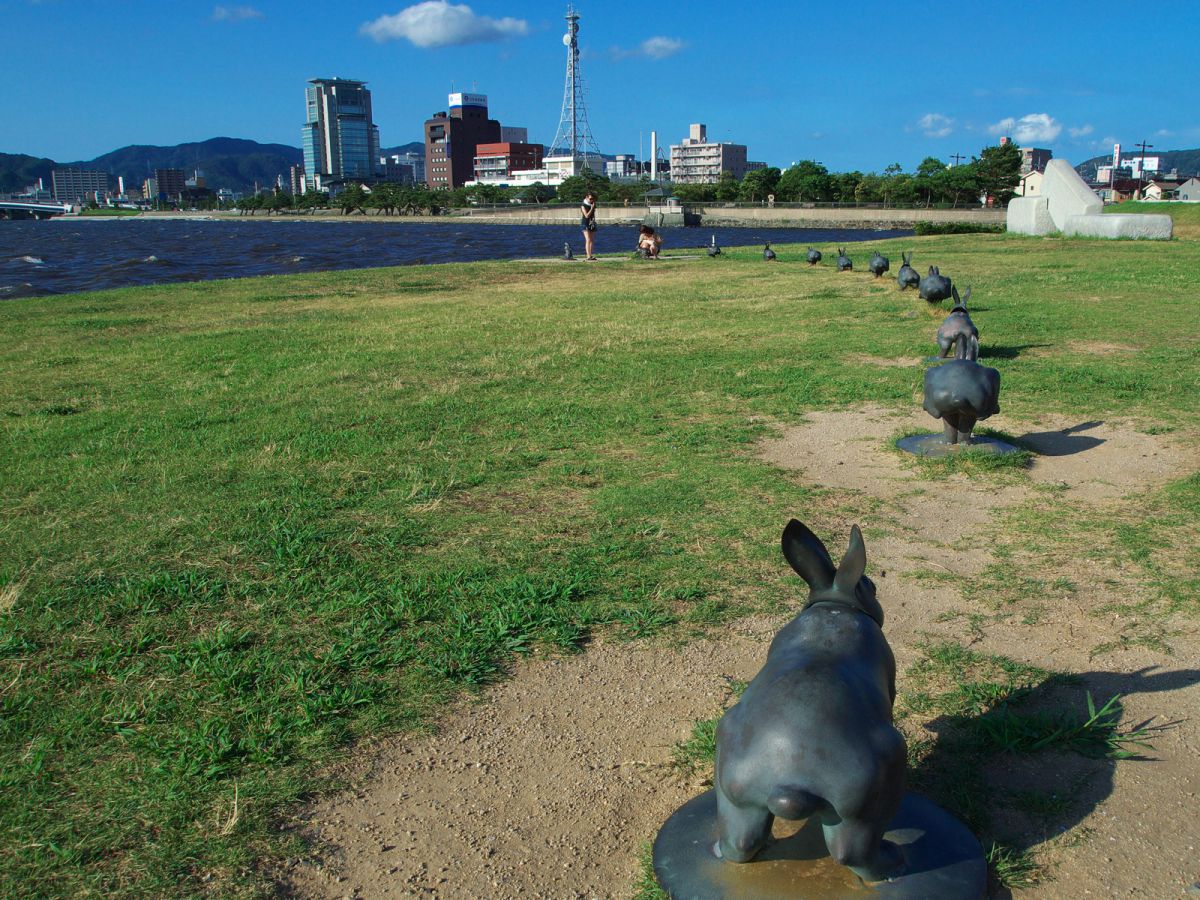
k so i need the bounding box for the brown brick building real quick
[424,92,501,189]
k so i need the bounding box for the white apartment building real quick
[669,124,750,184]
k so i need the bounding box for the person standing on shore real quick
[580,191,598,260]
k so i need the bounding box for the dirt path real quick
[282,406,1199,899]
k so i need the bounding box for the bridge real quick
[0,200,72,220]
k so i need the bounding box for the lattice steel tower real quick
[549,6,602,172]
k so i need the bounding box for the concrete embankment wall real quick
[463,206,1007,228]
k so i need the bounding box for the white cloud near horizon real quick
[918,113,953,138]
[361,2,528,47]
[609,36,685,60]
[212,5,264,22]
[1068,124,1094,139]
[989,113,1062,143]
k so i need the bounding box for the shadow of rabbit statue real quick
[936,287,979,358]
[714,520,907,884]
[868,250,890,278]
[897,251,919,290]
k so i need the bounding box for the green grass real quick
[2,231,1199,895]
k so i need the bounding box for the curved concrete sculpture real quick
[936,287,978,358]
[807,247,822,266]
[896,252,919,290]
[836,248,852,271]
[714,520,905,880]
[1007,158,1173,239]
[763,243,777,261]
[868,251,890,278]
[918,266,952,302]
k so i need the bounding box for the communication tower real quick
[549,6,602,173]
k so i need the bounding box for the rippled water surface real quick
[0,218,913,298]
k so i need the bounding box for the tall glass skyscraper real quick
[301,78,380,191]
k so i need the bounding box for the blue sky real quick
[4,0,1196,172]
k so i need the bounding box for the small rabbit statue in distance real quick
[715,520,906,883]
[837,248,853,271]
[763,243,777,261]
[708,235,722,257]
[563,242,574,261]
[918,265,952,302]
[868,251,890,278]
[807,247,823,266]
[897,252,919,290]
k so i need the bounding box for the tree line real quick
[226,140,1023,215]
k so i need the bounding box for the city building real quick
[1142,179,1182,201]
[51,168,110,203]
[302,77,381,191]
[500,126,528,144]
[424,92,501,189]
[142,177,158,200]
[289,164,306,196]
[473,142,544,182]
[669,124,750,184]
[1178,177,1200,202]
[380,152,424,184]
[1018,169,1044,197]
[154,168,186,201]
[1020,147,1052,174]
[605,155,638,180]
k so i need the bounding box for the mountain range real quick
[0,137,425,194]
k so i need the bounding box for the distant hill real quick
[64,137,303,193]
[1075,148,1200,181]
[380,142,425,157]
[0,153,57,193]
[2,137,424,195]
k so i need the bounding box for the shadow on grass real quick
[980,342,1051,360]
[1016,420,1105,457]
[911,665,1196,895]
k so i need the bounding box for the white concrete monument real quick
[1006,158,1172,239]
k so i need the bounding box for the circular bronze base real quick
[896,433,1022,458]
[652,791,985,899]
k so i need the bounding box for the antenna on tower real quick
[549,5,601,174]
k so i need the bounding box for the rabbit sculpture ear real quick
[832,525,867,596]
[781,519,836,591]
[961,286,972,304]
[951,286,960,305]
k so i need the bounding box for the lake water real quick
[0,218,913,298]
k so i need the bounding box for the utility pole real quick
[1134,139,1153,199]
[950,153,967,167]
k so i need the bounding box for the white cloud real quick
[1068,124,1094,139]
[212,5,264,21]
[361,1,528,47]
[989,113,1062,143]
[918,113,954,138]
[609,36,685,60]
[1155,128,1174,138]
